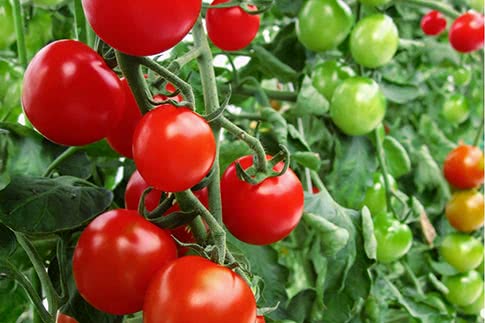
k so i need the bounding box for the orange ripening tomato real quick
[446,190,484,232]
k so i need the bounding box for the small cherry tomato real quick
[421,11,447,36]
[22,40,124,146]
[444,145,484,189]
[442,270,483,307]
[206,0,260,51]
[133,105,216,192]
[374,213,413,263]
[221,155,304,245]
[361,173,397,216]
[143,256,257,323]
[56,313,79,323]
[440,233,484,272]
[256,316,266,323]
[460,289,484,315]
[73,209,177,315]
[449,12,484,53]
[442,94,470,125]
[446,190,484,232]
[312,60,355,100]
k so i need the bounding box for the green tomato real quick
[359,0,392,6]
[479,259,484,275]
[361,173,397,215]
[452,67,472,86]
[374,213,413,264]
[442,94,470,124]
[296,0,354,52]
[350,14,399,68]
[442,271,483,307]
[469,0,484,13]
[312,61,355,100]
[330,77,386,136]
[460,289,484,315]
[440,233,484,272]
[0,0,16,50]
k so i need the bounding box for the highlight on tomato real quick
[440,233,484,272]
[442,94,470,125]
[143,256,257,323]
[446,190,484,232]
[206,0,260,51]
[373,213,413,263]
[21,39,124,146]
[133,105,216,192]
[449,11,484,53]
[421,11,447,36]
[221,155,304,245]
[443,145,484,189]
[73,209,177,315]
[441,270,483,307]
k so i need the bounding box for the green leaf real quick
[292,152,320,171]
[252,45,298,83]
[287,289,316,322]
[261,107,288,145]
[302,212,349,257]
[383,136,412,178]
[219,140,252,173]
[379,81,424,104]
[0,223,15,258]
[0,279,30,322]
[293,76,328,117]
[0,176,113,234]
[361,207,377,260]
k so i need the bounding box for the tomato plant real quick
[440,233,484,272]
[444,144,484,189]
[442,270,483,307]
[446,190,484,232]
[143,256,257,323]
[421,11,447,36]
[206,0,260,51]
[330,77,386,136]
[221,155,304,245]
[449,12,484,53]
[73,209,177,314]
[312,60,355,100]
[373,213,413,263]
[442,94,470,124]
[350,14,399,68]
[296,0,353,52]
[22,40,124,146]
[133,105,216,192]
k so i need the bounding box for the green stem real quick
[374,129,397,218]
[397,0,460,19]
[175,190,226,264]
[168,47,203,73]
[190,216,208,243]
[217,116,268,172]
[297,118,313,193]
[226,250,251,283]
[73,0,87,43]
[31,270,43,323]
[56,234,69,302]
[138,56,196,109]
[0,260,53,323]
[11,0,27,68]
[15,233,59,315]
[402,261,424,296]
[232,85,297,102]
[192,18,224,223]
[310,171,325,192]
[473,111,484,147]
[43,147,80,177]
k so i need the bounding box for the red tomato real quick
[256,316,266,323]
[421,11,447,35]
[81,0,202,56]
[221,155,304,245]
[133,106,216,192]
[22,40,124,146]
[125,170,209,253]
[107,81,182,158]
[449,12,484,53]
[206,0,260,51]
[73,209,177,315]
[143,256,257,323]
[56,313,79,323]
[444,145,484,189]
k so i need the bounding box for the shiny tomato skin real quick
[374,213,413,263]
[442,270,483,306]
[73,209,177,315]
[133,106,216,192]
[22,40,124,146]
[440,233,484,272]
[444,145,484,189]
[312,60,355,100]
[446,190,484,232]
[206,0,260,51]
[221,155,304,245]
[143,256,257,323]
[107,81,182,158]
[296,0,354,52]
[81,0,201,56]
[442,94,470,124]
[421,11,447,36]
[449,12,484,53]
[256,316,266,323]
[56,313,79,323]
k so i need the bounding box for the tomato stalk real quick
[73,0,87,44]
[15,233,60,315]
[168,46,203,73]
[234,84,298,102]
[192,18,224,223]
[56,234,69,302]
[31,271,42,323]
[43,147,80,177]
[0,260,53,323]
[402,261,424,296]
[472,111,484,147]
[397,0,460,19]
[115,51,153,114]
[175,190,227,264]
[10,0,27,68]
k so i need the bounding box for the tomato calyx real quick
[235,145,291,185]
